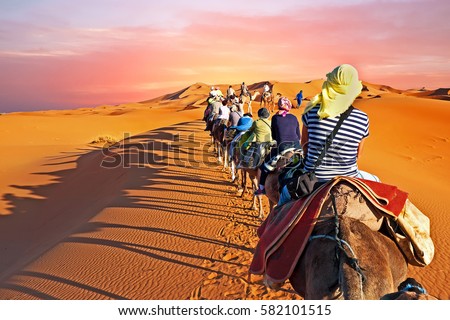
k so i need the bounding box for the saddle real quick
[263,147,300,172]
[263,92,272,99]
[211,119,227,137]
[224,128,237,142]
[238,141,274,169]
[249,176,434,284]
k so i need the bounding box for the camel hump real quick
[330,183,384,232]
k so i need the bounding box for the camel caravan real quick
[202,66,436,300]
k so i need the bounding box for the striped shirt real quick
[302,106,369,181]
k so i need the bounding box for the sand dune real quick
[0,80,448,299]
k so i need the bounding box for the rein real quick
[309,191,366,299]
[330,193,366,283]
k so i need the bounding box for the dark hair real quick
[258,107,270,119]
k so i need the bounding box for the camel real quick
[240,91,260,115]
[261,92,275,113]
[240,167,265,219]
[226,136,266,219]
[262,148,300,212]
[262,182,409,299]
[211,119,227,164]
[227,148,264,218]
[221,128,234,171]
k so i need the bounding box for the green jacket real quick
[249,118,272,142]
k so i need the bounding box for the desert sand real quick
[0,81,448,299]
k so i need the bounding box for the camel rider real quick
[205,98,223,131]
[263,82,271,95]
[224,104,244,149]
[246,108,272,143]
[238,108,274,168]
[232,95,240,107]
[207,86,223,103]
[209,86,216,99]
[218,99,231,123]
[229,104,243,128]
[211,99,231,136]
[241,82,249,97]
[277,64,379,206]
[254,97,301,195]
[214,86,224,99]
[203,87,215,122]
[227,85,236,99]
[229,114,254,162]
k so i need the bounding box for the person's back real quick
[229,107,242,127]
[271,113,300,147]
[214,88,223,98]
[218,104,230,120]
[209,87,216,97]
[300,63,379,182]
[211,101,222,115]
[249,108,272,143]
[302,105,368,181]
[241,82,249,96]
[227,86,235,98]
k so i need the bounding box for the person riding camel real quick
[254,97,301,195]
[211,99,232,138]
[263,82,271,95]
[218,99,230,122]
[228,104,243,128]
[227,85,236,100]
[238,108,273,168]
[277,64,379,205]
[228,114,254,162]
[208,86,216,98]
[240,82,249,98]
[214,86,224,99]
[204,96,223,131]
[262,82,271,99]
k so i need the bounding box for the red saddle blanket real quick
[249,176,408,284]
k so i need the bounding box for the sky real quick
[0,0,449,112]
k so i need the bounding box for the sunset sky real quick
[1,0,449,112]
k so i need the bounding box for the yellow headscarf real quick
[304,64,363,119]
